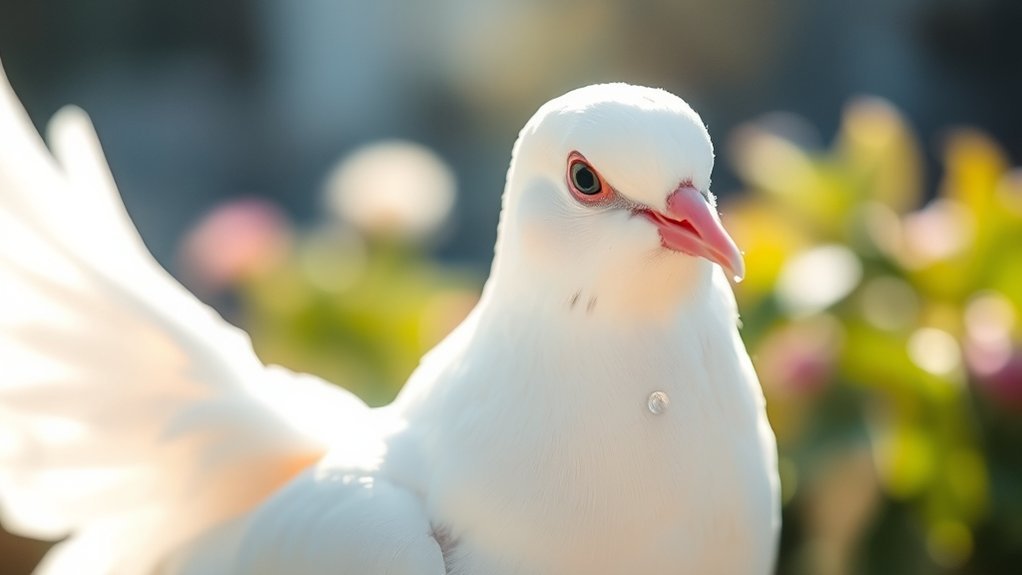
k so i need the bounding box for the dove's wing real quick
[0,66,371,573]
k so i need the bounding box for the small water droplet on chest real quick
[647,391,670,415]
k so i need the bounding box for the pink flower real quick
[756,317,842,398]
[967,342,1022,410]
[179,198,292,292]
[963,292,1022,410]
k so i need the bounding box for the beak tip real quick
[716,241,745,284]
[727,260,746,283]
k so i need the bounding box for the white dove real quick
[0,62,780,575]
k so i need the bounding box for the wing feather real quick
[0,64,363,573]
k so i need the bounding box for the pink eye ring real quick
[565,152,612,204]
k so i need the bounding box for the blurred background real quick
[1,0,1020,573]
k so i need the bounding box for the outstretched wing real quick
[0,64,367,573]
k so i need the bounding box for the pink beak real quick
[637,185,745,281]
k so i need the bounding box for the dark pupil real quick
[572,163,600,194]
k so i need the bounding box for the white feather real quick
[0,64,365,572]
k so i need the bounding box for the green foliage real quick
[241,232,480,407]
[728,99,1022,574]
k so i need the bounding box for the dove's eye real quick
[566,152,612,204]
[571,163,600,195]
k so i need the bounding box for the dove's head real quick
[489,83,743,319]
